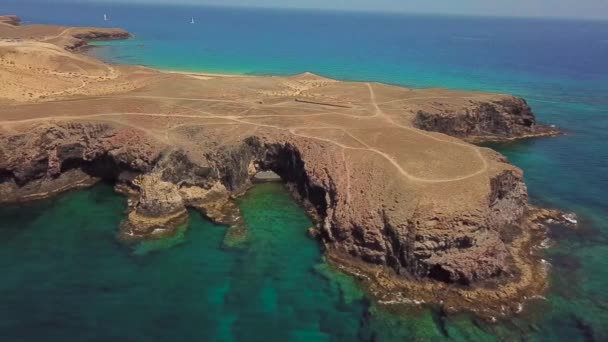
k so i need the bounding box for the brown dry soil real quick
[0,15,566,319]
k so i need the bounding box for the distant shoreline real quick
[86,42,258,79]
[7,1,608,23]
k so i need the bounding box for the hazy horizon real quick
[10,0,608,21]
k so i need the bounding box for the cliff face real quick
[0,121,528,286]
[316,162,528,285]
[414,97,559,140]
[0,123,159,200]
[66,29,132,50]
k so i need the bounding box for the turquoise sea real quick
[2,1,608,340]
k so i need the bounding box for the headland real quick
[0,15,568,319]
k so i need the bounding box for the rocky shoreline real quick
[325,206,575,319]
[0,120,571,316]
[414,96,561,142]
[66,29,132,51]
[0,15,571,319]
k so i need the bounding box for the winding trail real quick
[0,83,490,184]
[365,83,489,176]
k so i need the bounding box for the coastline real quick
[86,42,254,79]
[91,43,563,142]
[322,206,561,320]
[0,14,570,320]
[163,69,247,78]
[304,192,572,320]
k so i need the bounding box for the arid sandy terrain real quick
[0,15,565,318]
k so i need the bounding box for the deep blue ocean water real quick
[1,1,608,340]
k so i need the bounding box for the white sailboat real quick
[104,14,108,21]
[190,17,195,24]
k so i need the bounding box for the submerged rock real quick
[562,212,578,225]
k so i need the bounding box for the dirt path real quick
[366,82,489,175]
[1,86,490,183]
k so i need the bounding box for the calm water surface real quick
[0,184,372,341]
[1,1,608,340]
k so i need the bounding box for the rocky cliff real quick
[0,120,528,287]
[414,96,560,141]
[66,29,132,50]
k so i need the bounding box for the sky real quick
[49,0,608,20]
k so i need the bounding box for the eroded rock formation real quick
[415,97,560,141]
[0,15,565,317]
[0,120,529,288]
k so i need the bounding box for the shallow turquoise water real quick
[0,183,372,341]
[2,1,608,340]
[0,183,567,341]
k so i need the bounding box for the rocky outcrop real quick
[0,122,529,289]
[0,15,131,51]
[67,29,132,51]
[414,97,560,141]
[0,123,161,202]
[1,105,564,320]
[315,165,528,286]
[0,15,21,26]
